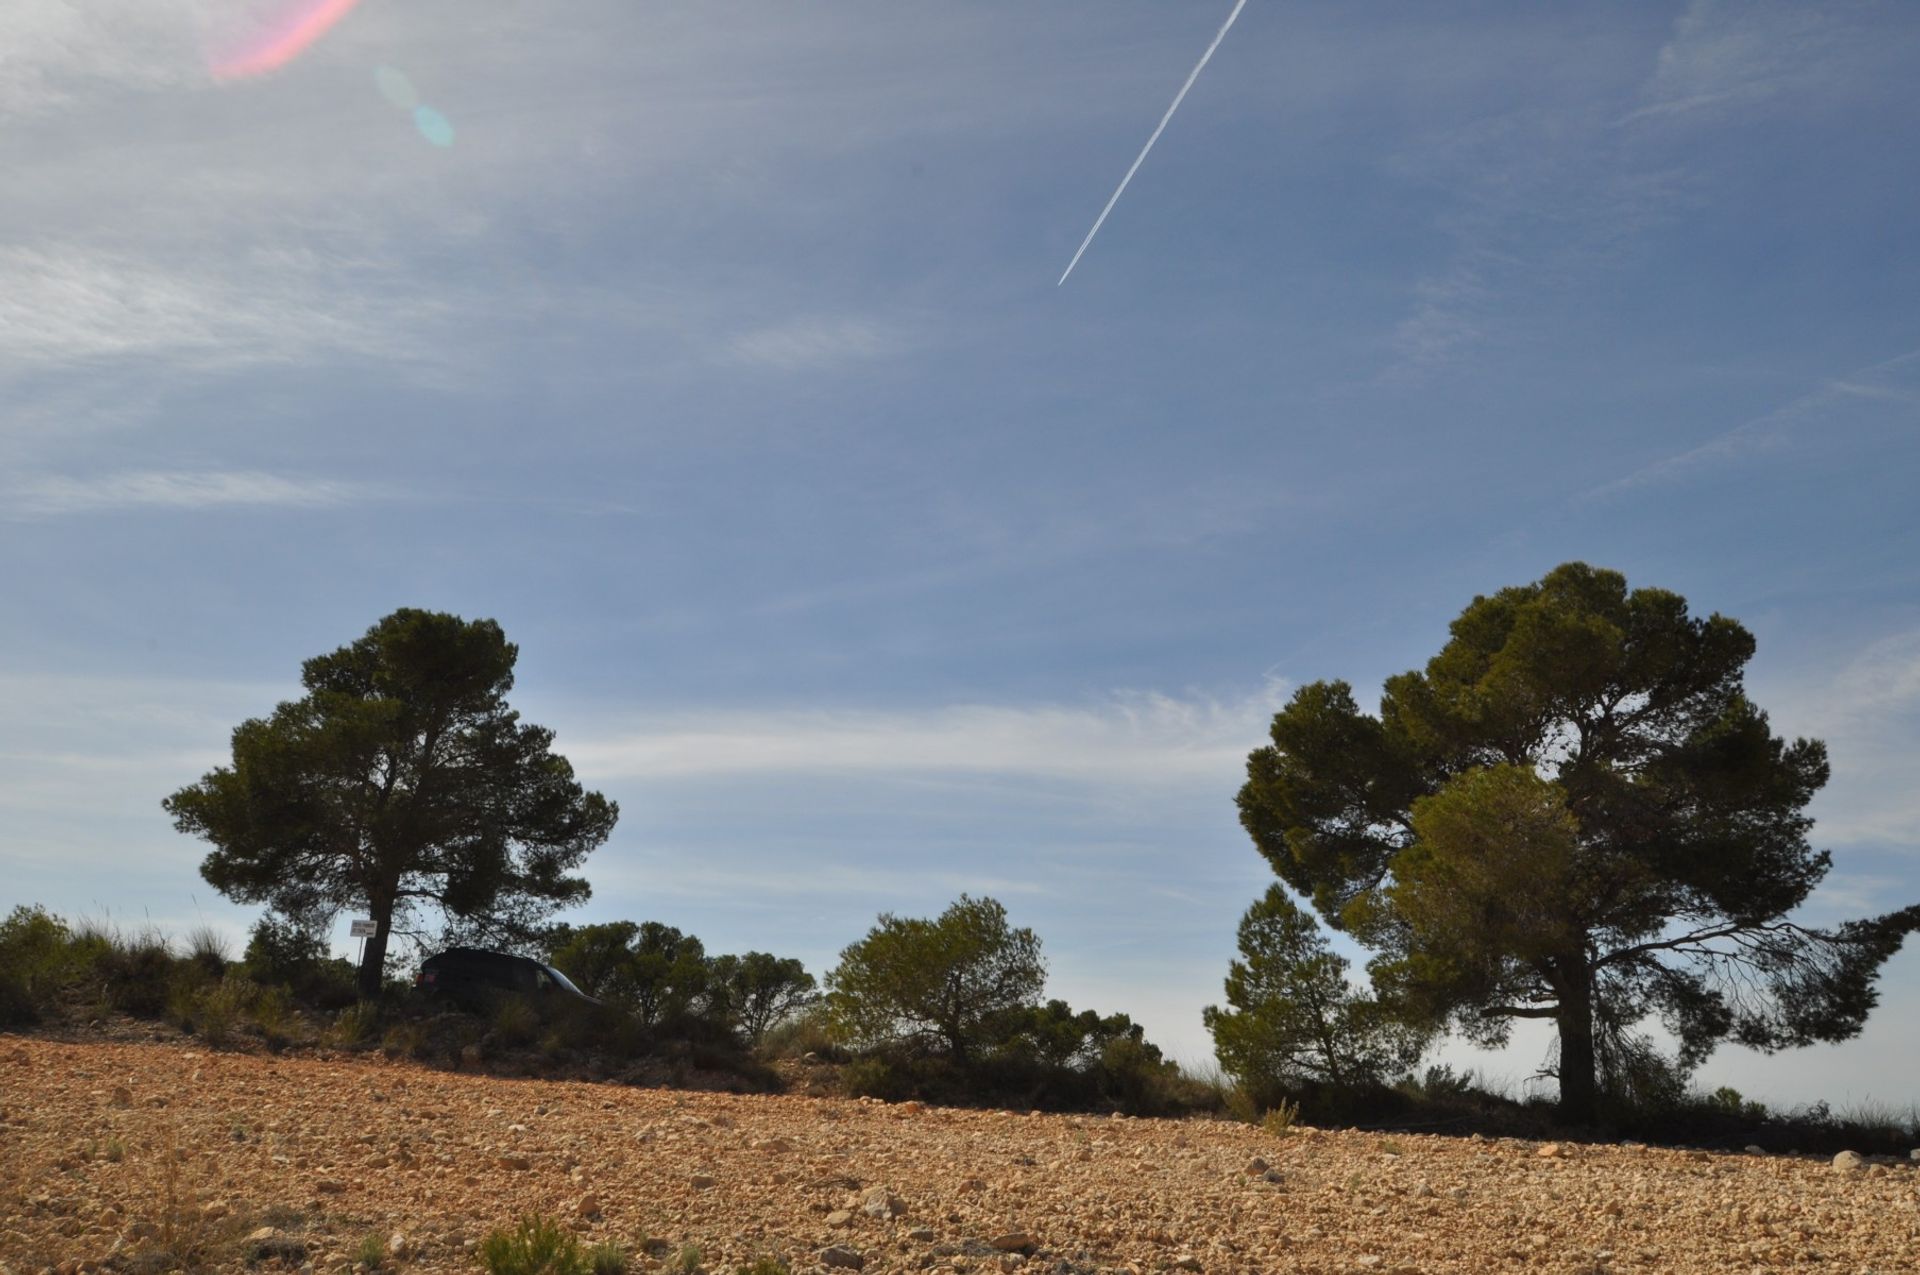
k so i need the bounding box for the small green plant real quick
[1261,1097,1301,1137]
[733,1258,789,1275]
[249,983,294,1042]
[587,1241,629,1275]
[103,1137,126,1163]
[329,1000,381,1048]
[355,1231,389,1270]
[193,974,257,1046]
[1378,1138,1404,1156]
[477,1215,586,1275]
[669,1243,704,1274]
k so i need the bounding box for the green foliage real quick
[706,951,818,1045]
[733,1259,789,1275]
[1707,1085,1769,1120]
[478,1215,586,1275]
[826,895,1045,1063]
[1237,562,1920,1122]
[0,905,78,1024]
[756,1007,843,1061]
[164,608,618,998]
[189,973,256,1046]
[670,1244,704,1274]
[354,1232,389,1270]
[492,995,541,1046]
[1204,886,1424,1099]
[96,929,176,1017]
[586,1242,628,1275]
[1261,1097,1301,1136]
[242,916,322,983]
[182,926,231,978]
[328,1000,381,1048]
[546,921,709,1029]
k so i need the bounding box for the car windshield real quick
[539,963,587,997]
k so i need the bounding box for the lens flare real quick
[413,105,455,148]
[213,0,367,80]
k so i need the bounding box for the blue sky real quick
[4,0,1918,1107]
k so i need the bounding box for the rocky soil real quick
[3,1036,1917,1274]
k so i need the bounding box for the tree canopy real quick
[165,609,617,997]
[1237,562,1920,1121]
[545,920,711,1029]
[826,895,1045,1063]
[1203,885,1424,1099]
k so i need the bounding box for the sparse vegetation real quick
[478,1214,586,1275]
[586,1240,629,1275]
[329,1000,382,1048]
[492,995,540,1047]
[1261,1097,1301,1136]
[355,1231,390,1270]
[733,1258,789,1275]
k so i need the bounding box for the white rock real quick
[1832,1150,1866,1172]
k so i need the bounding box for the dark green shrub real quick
[0,905,75,1024]
[492,996,540,1047]
[99,931,177,1017]
[842,1056,913,1102]
[757,1009,845,1062]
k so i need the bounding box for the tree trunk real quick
[1555,954,1597,1125]
[356,900,394,1000]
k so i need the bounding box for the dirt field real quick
[2,1036,1916,1274]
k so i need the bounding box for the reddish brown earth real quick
[2,1036,1916,1274]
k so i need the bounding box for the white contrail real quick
[1058,0,1250,286]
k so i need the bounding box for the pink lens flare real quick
[212,0,367,79]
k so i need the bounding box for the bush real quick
[492,996,540,1047]
[249,984,295,1044]
[826,896,1044,1061]
[97,929,178,1017]
[191,974,256,1046]
[757,1009,844,1062]
[354,1232,389,1271]
[587,1242,628,1275]
[843,1056,915,1102]
[479,1215,587,1275]
[0,905,76,1024]
[328,1001,381,1048]
[182,926,232,979]
[1261,1097,1301,1136]
[242,917,359,1009]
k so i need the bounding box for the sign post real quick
[349,918,376,968]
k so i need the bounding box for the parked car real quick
[415,947,600,1008]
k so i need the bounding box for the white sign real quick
[349,919,377,938]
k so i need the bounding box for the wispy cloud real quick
[725,315,911,372]
[1760,628,1920,852]
[570,684,1288,786]
[0,1,208,119]
[0,243,452,376]
[1581,348,1920,501]
[10,469,373,517]
[1622,0,1856,126]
